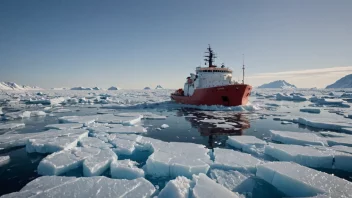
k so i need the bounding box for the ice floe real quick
[269,130,327,146]
[227,136,266,155]
[59,115,97,126]
[1,176,156,198]
[158,176,191,198]
[264,143,335,169]
[110,159,144,179]
[161,124,169,129]
[276,93,307,101]
[192,173,240,198]
[96,114,142,125]
[143,140,211,178]
[82,149,117,177]
[0,123,25,130]
[212,148,262,173]
[256,162,352,197]
[45,123,83,130]
[88,123,146,134]
[297,117,352,131]
[300,108,321,114]
[209,169,255,195]
[26,129,89,154]
[0,155,10,166]
[79,137,113,149]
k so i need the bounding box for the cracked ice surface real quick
[256,162,352,197]
[1,176,156,198]
[110,159,144,180]
[212,148,262,173]
[269,130,327,146]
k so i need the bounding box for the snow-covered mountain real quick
[0,82,42,91]
[155,85,163,89]
[258,80,297,89]
[144,87,151,90]
[326,74,352,88]
[108,86,120,90]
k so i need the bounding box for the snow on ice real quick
[256,162,352,197]
[226,136,266,155]
[110,159,144,179]
[269,130,327,146]
[1,176,155,198]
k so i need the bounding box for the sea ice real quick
[37,147,101,175]
[143,141,211,178]
[161,124,169,129]
[331,145,352,154]
[0,155,10,166]
[209,169,255,194]
[191,173,240,198]
[269,130,327,146]
[26,129,89,154]
[256,162,352,197]
[264,143,334,169]
[88,123,147,134]
[1,176,156,198]
[45,123,83,130]
[199,118,226,123]
[110,138,137,155]
[96,114,142,125]
[276,93,307,101]
[158,176,191,198]
[0,123,25,130]
[79,137,113,149]
[300,108,321,114]
[212,148,262,173]
[298,117,352,131]
[326,137,352,147]
[82,149,117,176]
[29,111,46,117]
[59,115,97,126]
[3,111,31,120]
[110,159,144,179]
[142,112,167,120]
[227,136,266,154]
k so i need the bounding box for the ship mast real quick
[204,45,217,68]
[242,54,245,84]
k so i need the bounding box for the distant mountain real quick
[326,74,352,88]
[92,87,102,90]
[144,87,151,90]
[258,80,297,89]
[108,86,120,90]
[0,82,42,91]
[155,85,163,89]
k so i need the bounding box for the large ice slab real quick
[144,141,211,178]
[269,130,327,146]
[110,159,144,179]
[209,169,255,194]
[264,143,334,169]
[227,136,266,154]
[88,123,146,134]
[58,115,97,126]
[1,176,156,198]
[256,162,352,197]
[298,117,352,131]
[96,114,142,125]
[79,137,113,149]
[83,149,117,177]
[26,129,89,154]
[142,112,167,120]
[110,137,137,155]
[37,147,101,175]
[45,123,83,130]
[300,108,321,114]
[191,173,240,198]
[158,176,191,198]
[3,111,31,120]
[0,123,25,130]
[326,137,352,147]
[212,148,262,173]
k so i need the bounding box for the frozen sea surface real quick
[1,89,352,197]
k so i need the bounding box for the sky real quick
[0,0,351,89]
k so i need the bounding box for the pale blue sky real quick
[0,0,351,89]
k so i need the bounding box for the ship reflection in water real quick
[180,110,250,149]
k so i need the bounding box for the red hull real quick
[171,84,252,106]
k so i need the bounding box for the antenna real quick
[242,54,245,84]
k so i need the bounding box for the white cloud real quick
[246,66,352,88]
